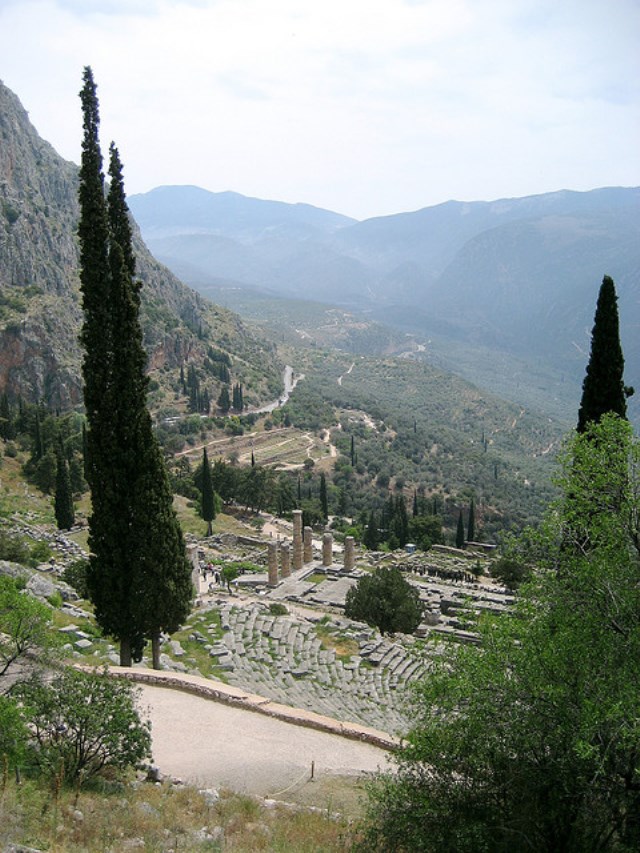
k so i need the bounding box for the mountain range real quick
[130,184,640,423]
[1,72,638,431]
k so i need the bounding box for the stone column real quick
[322,532,333,567]
[292,509,303,571]
[344,536,355,572]
[280,542,291,578]
[187,543,201,595]
[267,541,278,587]
[303,526,313,564]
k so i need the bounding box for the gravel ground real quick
[139,684,394,799]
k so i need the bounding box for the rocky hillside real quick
[0,81,281,410]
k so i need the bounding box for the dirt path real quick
[139,684,393,799]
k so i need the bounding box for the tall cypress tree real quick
[217,385,230,413]
[54,441,75,530]
[577,276,633,433]
[106,142,192,670]
[80,69,191,668]
[79,67,143,666]
[467,497,475,543]
[456,509,465,549]
[201,447,215,536]
[319,472,329,522]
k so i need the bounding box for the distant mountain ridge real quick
[130,184,355,241]
[130,184,640,421]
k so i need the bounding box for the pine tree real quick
[577,276,633,433]
[200,447,215,536]
[54,441,75,530]
[80,70,191,668]
[456,509,465,549]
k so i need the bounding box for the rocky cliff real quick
[0,80,280,409]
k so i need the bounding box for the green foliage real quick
[61,559,89,599]
[268,602,289,616]
[277,348,561,539]
[0,693,28,767]
[0,576,54,683]
[0,530,31,565]
[359,415,640,852]
[54,446,74,530]
[29,540,52,565]
[345,567,422,635]
[455,508,465,548]
[491,554,532,589]
[199,446,215,536]
[79,72,192,666]
[408,514,443,550]
[221,564,239,591]
[16,669,151,785]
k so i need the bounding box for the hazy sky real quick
[1,0,638,219]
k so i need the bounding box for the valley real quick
[1,75,638,852]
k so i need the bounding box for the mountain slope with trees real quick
[130,184,640,425]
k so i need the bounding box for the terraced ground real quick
[196,601,429,735]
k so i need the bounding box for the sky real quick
[0,0,638,220]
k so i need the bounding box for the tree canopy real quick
[79,68,191,667]
[577,275,632,432]
[345,566,422,635]
[359,415,640,852]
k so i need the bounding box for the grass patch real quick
[171,610,225,679]
[315,623,359,662]
[0,776,358,851]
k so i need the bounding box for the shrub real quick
[62,559,90,599]
[0,530,31,565]
[345,567,422,635]
[17,668,151,786]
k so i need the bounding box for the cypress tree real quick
[577,276,633,433]
[468,497,475,543]
[0,393,14,440]
[200,447,215,537]
[363,510,380,550]
[79,67,143,666]
[80,70,191,668]
[107,141,192,670]
[319,472,329,522]
[54,441,75,530]
[217,385,230,413]
[393,495,409,547]
[456,509,465,549]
